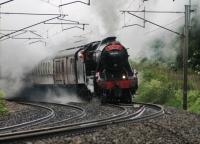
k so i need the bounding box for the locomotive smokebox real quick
[101,43,128,72]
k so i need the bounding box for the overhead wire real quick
[145,16,184,35]
[38,0,58,7]
[0,0,14,6]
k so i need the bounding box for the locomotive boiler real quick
[31,37,138,103]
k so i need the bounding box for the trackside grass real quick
[0,90,8,116]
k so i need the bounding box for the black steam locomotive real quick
[31,37,138,103]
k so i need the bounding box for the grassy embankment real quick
[132,62,200,114]
[0,90,8,116]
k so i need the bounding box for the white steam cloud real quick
[91,0,125,36]
[0,41,49,96]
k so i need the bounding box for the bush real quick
[188,91,200,114]
[166,90,182,109]
[136,79,175,104]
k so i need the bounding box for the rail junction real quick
[0,101,164,142]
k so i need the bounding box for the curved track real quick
[31,103,86,128]
[0,102,164,142]
[0,102,87,133]
[0,102,55,133]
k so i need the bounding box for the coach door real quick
[53,58,65,84]
[67,57,76,84]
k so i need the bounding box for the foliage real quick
[188,91,200,114]
[136,79,174,104]
[135,62,175,105]
[132,61,200,114]
[0,90,8,116]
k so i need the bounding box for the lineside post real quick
[183,5,190,110]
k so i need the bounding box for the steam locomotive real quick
[31,37,138,103]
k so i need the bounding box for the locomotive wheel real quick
[101,95,107,104]
[101,90,107,104]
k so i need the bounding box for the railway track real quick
[0,102,164,142]
[0,102,86,133]
[0,102,55,133]
[28,103,86,128]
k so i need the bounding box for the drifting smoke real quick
[12,87,81,104]
[0,41,50,97]
[43,88,81,104]
[91,0,125,36]
[0,39,83,103]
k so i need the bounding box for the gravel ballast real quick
[0,101,50,129]
[1,101,200,144]
[23,107,200,144]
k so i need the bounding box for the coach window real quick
[48,62,50,74]
[45,63,46,75]
[59,61,61,73]
[40,64,42,75]
[56,61,60,74]
[56,61,58,74]
[62,61,64,73]
[45,62,47,75]
[42,63,44,75]
[40,63,42,75]
[45,63,47,75]
[43,63,45,75]
[38,66,40,75]
[71,58,74,74]
[44,63,46,75]
[59,62,61,73]
[39,64,41,75]
[37,67,38,76]
[38,64,40,75]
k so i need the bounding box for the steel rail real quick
[34,103,86,127]
[115,102,164,123]
[0,102,86,132]
[0,103,164,142]
[0,102,55,132]
[0,104,127,140]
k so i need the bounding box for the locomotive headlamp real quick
[122,75,126,79]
